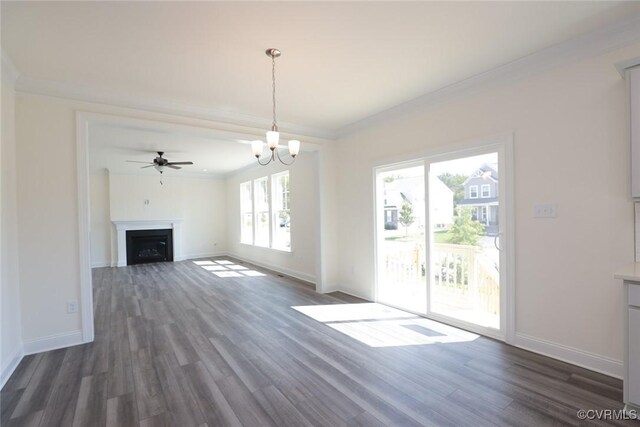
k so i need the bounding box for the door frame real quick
[373,159,427,307]
[372,133,515,343]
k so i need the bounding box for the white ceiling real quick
[89,122,258,177]
[4,1,640,133]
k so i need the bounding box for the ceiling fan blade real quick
[141,165,155,169]
[126,160,153,164]
[167,165,181,170]
[166,161,193,165]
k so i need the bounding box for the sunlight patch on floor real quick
[193,259,267,278]
[241,270,266,277]
[213,271,243,278]
[192,260,215,266]
[292,303,416,322]
[201,265,228,271]
[292,303,478,347]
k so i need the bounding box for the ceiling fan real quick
[126,151,194,174]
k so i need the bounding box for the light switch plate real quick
[534,203,557,218]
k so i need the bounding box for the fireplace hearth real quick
[126,229,173,265]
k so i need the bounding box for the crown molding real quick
[615,56,640,77]
[9,12,640,141]
[1,50,20,86]
[337,12,640,138]
[14,75,337,140]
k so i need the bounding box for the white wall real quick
[90,170,111,267]
[226,154,319,284]
[333,42,640,375]
[92,172,226,265]
[1,58,23,386]
[13,93,277,350]
[10,37,638,379]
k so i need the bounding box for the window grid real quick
[254,176,270,248]
[272,171,291,251]
[469,185,478,199]
[240,171,291,252]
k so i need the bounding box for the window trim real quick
[240,180,254,245]
[481,184,490,198]
[239,170,291,252]
[469,185,479,199]
[271,171,291,252]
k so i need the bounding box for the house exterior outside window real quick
[240,171,291,251]
[458,163,499,234]
[253,176,270,247]
[271,171,291,251]
[469,185,478,198]
[481,184,490,198]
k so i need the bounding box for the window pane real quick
[255,211,270,247]
[254,177,270,247]
[272,171,290,250]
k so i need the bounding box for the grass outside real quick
[433,230,453,244]
[385,230,454,244]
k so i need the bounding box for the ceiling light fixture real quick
[251,48,300,166]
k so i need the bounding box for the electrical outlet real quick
[534,203,557,218]
[67,300,78,313]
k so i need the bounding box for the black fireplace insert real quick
[126,229,173,265]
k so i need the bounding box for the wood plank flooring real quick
[1,258,633,426]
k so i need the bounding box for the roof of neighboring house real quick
[463,163,498,185]
[458,197,499,206]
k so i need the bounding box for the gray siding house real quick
[458,163,499,235]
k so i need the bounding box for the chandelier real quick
[251,48,300,166]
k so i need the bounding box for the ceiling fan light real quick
[154,165,165,172]
[251,140,265,157]
[288,140,300,157]
[266,131,279,149]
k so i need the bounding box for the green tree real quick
[438,173,468,205]
[449,207,484,246]
[398,202,415,236]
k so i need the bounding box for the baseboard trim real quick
[23,330,84,355]
[225,252,316,285]
[1,345,24,390]
[332,287,373,302]
[179,251,227,261]
[91,261,111,268]
[514,332,623,379]
[91,252,227,268]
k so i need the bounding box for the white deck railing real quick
[383,242,500,316]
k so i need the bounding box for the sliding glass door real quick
[376,164,427,314]
[428,152,501,331]
[375,142,509,338]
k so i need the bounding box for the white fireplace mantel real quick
[112,219,183,267]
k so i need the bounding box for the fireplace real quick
[113,220,182,267]
[126,229,173,265]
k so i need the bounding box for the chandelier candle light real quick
[251,48,301,166]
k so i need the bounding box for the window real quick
[481,184,490,198]
[240,181,253,244]
[480,206,488,223]
[240,171,291,251]
[272,171,290,250]
[469,185,478,198]
[254,176,270,247]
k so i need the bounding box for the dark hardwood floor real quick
[0,258,634,426]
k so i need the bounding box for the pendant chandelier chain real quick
[251,48,299,165]
[272,54,277,131]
